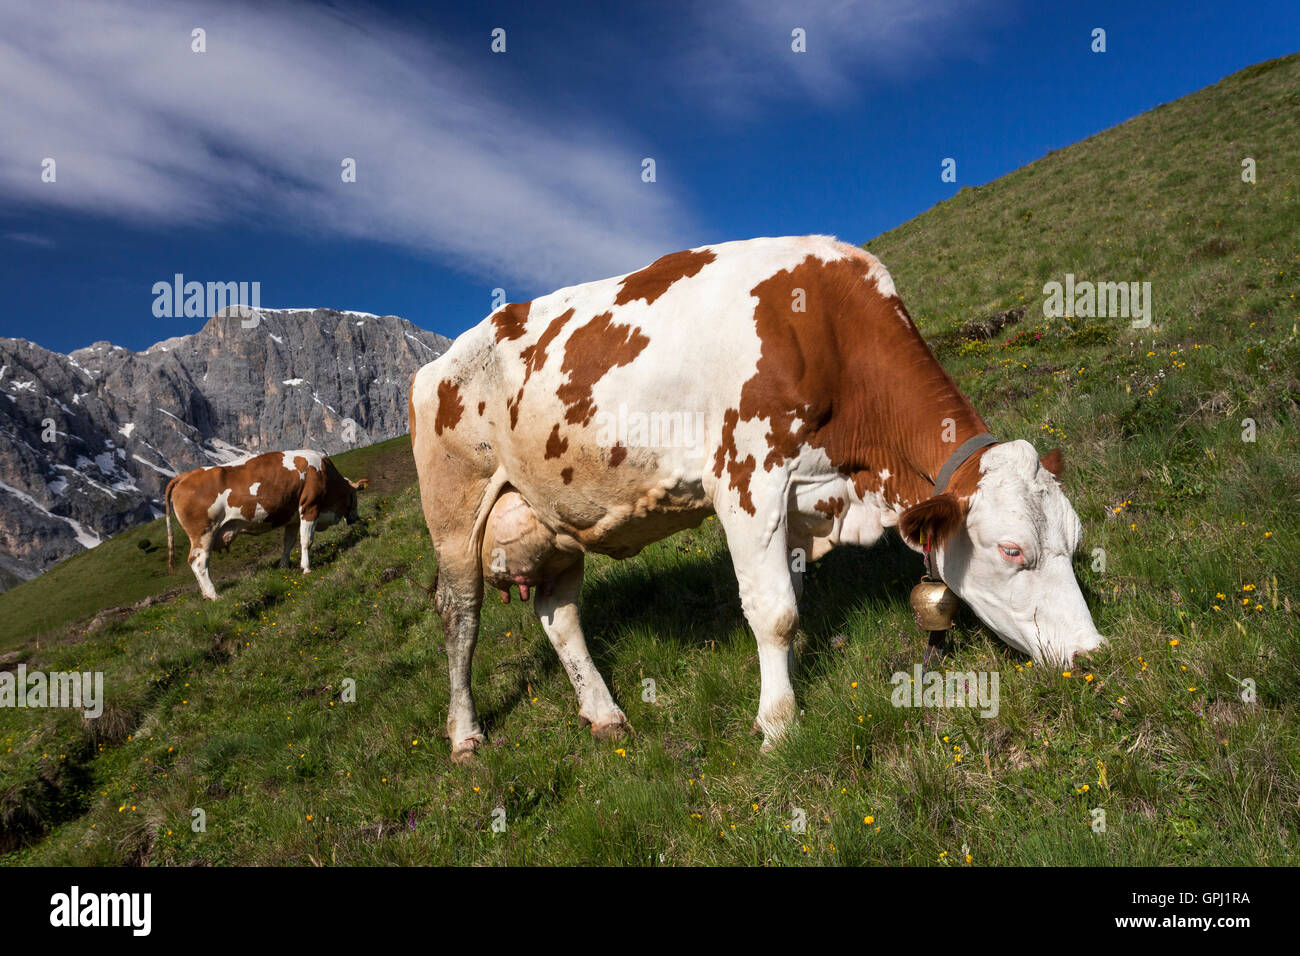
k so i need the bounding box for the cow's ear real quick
[1040,448,1064,479]
[350,478,370,490]
[898,493,966,550]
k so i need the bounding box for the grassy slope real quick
[2,55,1297,865]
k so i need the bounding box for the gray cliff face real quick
[0,308,451,589]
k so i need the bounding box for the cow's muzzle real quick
[1069,633,1107,665]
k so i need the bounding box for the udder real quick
[212,520,248,551]
[481,491,582,602]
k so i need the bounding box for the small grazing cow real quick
[165,450,367,599]
[411,235,1105,762]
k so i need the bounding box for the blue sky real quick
[1,0,1296,354]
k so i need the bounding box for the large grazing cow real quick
[165,450,367,599]
[411,235,1105,762]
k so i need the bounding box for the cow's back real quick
[172,450,321,530]
[411,236,894,550]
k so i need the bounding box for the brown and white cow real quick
[165,450,367,600]
[410,235,1105,762]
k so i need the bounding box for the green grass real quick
[2,55,1298,865]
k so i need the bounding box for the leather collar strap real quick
[932,433,999,495]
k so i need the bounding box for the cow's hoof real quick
[590,716,629,740]
[450,735,485,764]
[756,721,790,754]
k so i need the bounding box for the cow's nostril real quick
[1072,645,1100,665]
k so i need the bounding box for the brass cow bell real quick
[909,575,959,632]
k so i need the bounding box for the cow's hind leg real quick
[189,531,218,601]
[435,562,487,763]
[279,524,295,568]
[533,557,628,739]
[422,469,507,764]
[716,485,800,753]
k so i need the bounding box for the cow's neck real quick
[840,306,991,510]
[750,252,995,512]
[883,396,990,508]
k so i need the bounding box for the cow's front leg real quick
[279,524,295,569]
[298,516,316,573]
[533,556,628,739]
[717,491,800,753]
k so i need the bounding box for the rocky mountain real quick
[0,307,451,590]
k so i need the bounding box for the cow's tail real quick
[164,476,178,574]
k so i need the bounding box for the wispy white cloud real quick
[3,233,56,248]
[0,0,694,289]
[0,1,1005,290]
[678,0,1007,115]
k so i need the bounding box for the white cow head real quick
[900,440,1105,665]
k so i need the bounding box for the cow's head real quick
[899,440,1104,665]
[345,477,369,524]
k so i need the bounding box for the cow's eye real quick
[998,544,1024,563]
